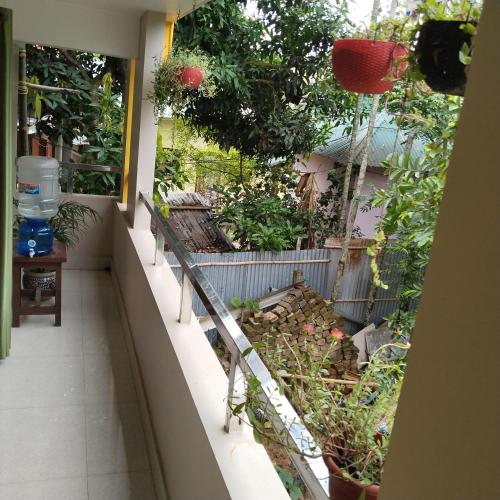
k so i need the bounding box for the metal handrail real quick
[139,191,330,500]
[61,162,122,194]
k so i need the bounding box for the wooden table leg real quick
[55,263,62,326]
[12,263,21,327]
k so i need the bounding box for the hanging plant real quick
[332,39,408,94]
[151,47,216,119]
[410,1,481,96]
[415,21,476,96]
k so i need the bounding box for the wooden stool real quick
[12,240,67,327]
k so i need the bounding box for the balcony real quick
[1,194,291,499]
[0,269,156,499]
[1,1,499,499]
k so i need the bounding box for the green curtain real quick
[0,8,13,359]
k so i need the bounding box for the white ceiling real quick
[0,0,210,58]
[55,0,207,19]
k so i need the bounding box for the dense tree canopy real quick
[175,0,354,161]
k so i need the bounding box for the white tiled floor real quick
[0,270,157,500]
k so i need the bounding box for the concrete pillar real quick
[380,1,500,498]
[127,11,165,228]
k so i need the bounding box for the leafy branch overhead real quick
[174,0,353,161]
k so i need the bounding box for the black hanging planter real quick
[416,20,475,96]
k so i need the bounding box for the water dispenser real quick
[16,156,59,257]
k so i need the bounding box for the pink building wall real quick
[293,153,388,238]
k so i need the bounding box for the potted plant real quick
[332,39,408,94]
[15,200,100,291]
[151,47,216,119]
[236,322,408,499]
[412,2,481,96]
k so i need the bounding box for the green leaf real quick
[459,43,472,66]
[231,297,242,308]
[242,346,254,358]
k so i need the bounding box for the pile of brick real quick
[241,284,358,377]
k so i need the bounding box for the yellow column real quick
[121,57,136,204]
[163,20,175,60]
[122,17,173,205]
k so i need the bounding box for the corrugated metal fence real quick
[165,247,407,333]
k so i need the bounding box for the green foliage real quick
[26,45,125,145]
[415,0,481,21]
[154,129,190,200]
[231,296,259,312]
[238,323,408,486]
[26,45,125,196]
[371,95,462,338]
[275,467,303,500]
[213,165,309,252]
[152,47,217,119]
[48,200,101,247]
[175,0,353,161]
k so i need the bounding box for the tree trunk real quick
[338,95,363,234]
[332,94,381,304]
[371,0,382,25]
[389,0,398,16]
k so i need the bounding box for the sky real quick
[245,1,401,29]
[347,0,394,26]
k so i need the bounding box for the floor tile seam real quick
[0,402,86,412]
[83,397,138,405]
[8,353,85,359]
[83,400,139,408]
[0,474,88,486]
[86,468,152,478]
[80,287,91,500]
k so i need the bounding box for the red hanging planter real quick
[332,39,408,94]
[177,66,204,89]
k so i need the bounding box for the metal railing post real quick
[179,270,194,323]
[155,232,164,266]
[66,165,74,194]
[138,191,330,500]
[224,353,246,433]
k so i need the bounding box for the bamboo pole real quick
[279,373,376,387]
[25,82,81,94]
[338,94,363,234]
[333,95,381,304]
[18,47,29,156]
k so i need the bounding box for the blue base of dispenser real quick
[17,219,54,257]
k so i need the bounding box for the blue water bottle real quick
[18,218,54,257]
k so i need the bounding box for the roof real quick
[161,192,234,253]
[314,111,426,168]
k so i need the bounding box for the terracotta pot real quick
[324,455,379,500]
[416,20,474,96]
[332,39,408,94]
[178,66,204,89]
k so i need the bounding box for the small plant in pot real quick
[151,47,216,119]
[413,1,481,96]
[234,323,408,499]
[15,200,100,291]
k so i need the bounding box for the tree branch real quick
[60,49,95,85]
[26,82,81,95]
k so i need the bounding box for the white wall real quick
[111,203,288,500]
[353,170,387,238]
[62,194,116,270]
[294,154,388,238]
